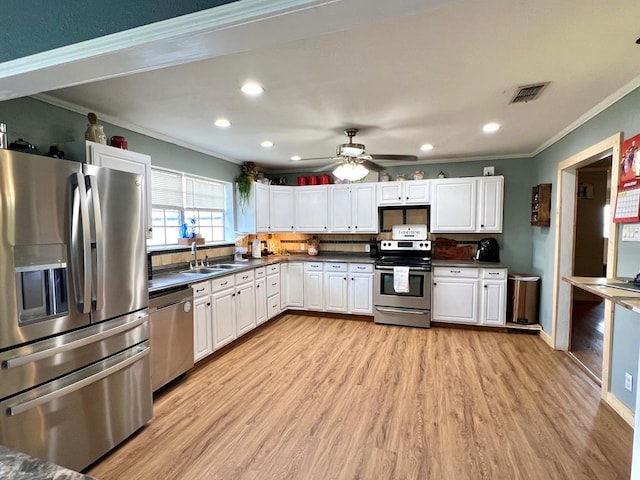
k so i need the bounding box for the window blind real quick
[185,177,225,210]
[151,169,183,209]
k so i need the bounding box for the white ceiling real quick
[11,0,640,172]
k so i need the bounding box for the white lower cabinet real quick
[192,281,213,362]
[255,278,267,325]
[212,285,236,350]
[283,262,304,309]
[432,266,506,326]
[349,263,374,315]
[480,269,507,326]
[266,264,281,320]
[324,264,349,313]
[235,280,256,336]
[304,262,324,311]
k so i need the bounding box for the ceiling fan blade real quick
[360,159,385,172]
[296,156,335,162]
[369,154,419,161]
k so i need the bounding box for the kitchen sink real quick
[212,264,243,269]
[180,267,226,274]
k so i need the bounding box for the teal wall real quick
[0,97,241,182]
[1,1,237,63]
[532,86,640,410]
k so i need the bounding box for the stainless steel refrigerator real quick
[0,149,152,472]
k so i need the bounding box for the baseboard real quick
[605,392,635,428]
[539,328,554,349]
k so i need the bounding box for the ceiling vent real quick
[510,82,549,104]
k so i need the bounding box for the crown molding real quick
[33,93,241,164]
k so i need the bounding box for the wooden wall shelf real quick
[531,184,551,226]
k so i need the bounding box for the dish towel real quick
[393,267,410,293]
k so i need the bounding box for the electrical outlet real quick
[625,372,633,392]
[364,244,370,252]
[299,243,305,251]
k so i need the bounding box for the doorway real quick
[552,133,621,406]
[569,159,611,382]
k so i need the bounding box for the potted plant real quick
[237,162,259,209]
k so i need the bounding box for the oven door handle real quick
[375,266,431,272]
[375,306,428,315]
[7,345,149,417]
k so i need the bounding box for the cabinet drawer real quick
[211,275,235,292]
[235,269,255,284]
[306,262,323,271]
[254,267,266,278]
[266,264,280,275]
[191,281,211,297]
[349,263,373,273]
[267,293,281,319]
[267,274,281,297]
[325,262,348,272]
[482,268,506,279]
[433,267,479,278]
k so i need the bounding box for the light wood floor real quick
[87,314,632,480]
[570,300,605,380]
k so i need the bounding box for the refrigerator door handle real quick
[7,345,150,417]
[2,314,147,369]
[70,172,92,314]
[86,174,104,311]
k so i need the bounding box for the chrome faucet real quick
[190,241,199,269]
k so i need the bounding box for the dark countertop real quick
[432,259,508,269]
[0,446,94,480]
[149,253,376,293]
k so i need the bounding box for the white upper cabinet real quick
[351,183,378,233]
[237,182,270,233]
[477,176,504,233]
[269,186,295,232]
[377,180,431,206]
[63,141,152,238]
[328,185,352,233]
[431,178,477,232]
[430,176,503,233]
[295,186,328,233]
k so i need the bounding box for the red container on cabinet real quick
[319,174,331,184]
[297,176,308,186]
[307,175,319,185]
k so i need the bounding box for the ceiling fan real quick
[297,128,418,181]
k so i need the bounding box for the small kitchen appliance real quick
[476,238,500,262]
[374,224,432,328]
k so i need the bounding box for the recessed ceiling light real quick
[214,118,231,127]
[483,122,501,133]
[290,155,302,161]
[420,144,434,152]
[261,141,273,148]
[241,82,264,95]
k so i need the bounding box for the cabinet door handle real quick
[398,197,401,200]
[196,287,205,293]
[484,285,488,288]
[206,302,211,306]
[433,282,437,286]
[344,277,347,280]
[450,270,460,274]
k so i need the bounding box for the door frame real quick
[551,132,623,413]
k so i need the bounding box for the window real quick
[148,167,232,247]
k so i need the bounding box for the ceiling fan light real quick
[338,143,365,157]
[333,162,369,182]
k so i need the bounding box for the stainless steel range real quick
[374,224,432,328]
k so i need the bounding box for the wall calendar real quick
[613,180,640,223]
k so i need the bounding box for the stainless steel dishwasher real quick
[149,287,194,392]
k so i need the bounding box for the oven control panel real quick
[380,240,431,251]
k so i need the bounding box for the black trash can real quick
[507,274,540,324]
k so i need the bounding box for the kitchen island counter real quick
[0,445,94,480]
[563,276,640,312]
